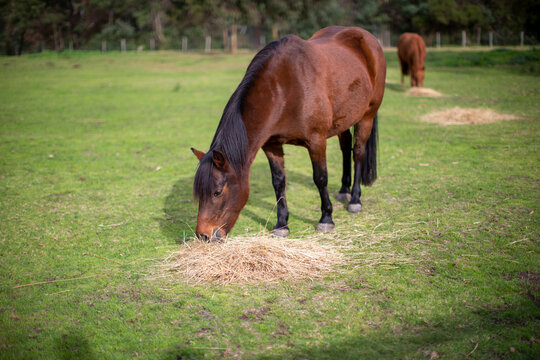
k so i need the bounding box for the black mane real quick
[194,38,286,202]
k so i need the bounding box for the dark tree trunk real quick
[17,30,26,55]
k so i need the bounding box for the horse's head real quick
[191,148,249,241]
[415,66,425,87]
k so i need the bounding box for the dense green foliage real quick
[0,48,539,358]
[1,0,538,54]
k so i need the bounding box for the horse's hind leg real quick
[348,119,373,213]
[263,144,289,237]
[337,129,352,202]
[307,137,334,232]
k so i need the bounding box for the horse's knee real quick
[313,171,328,188]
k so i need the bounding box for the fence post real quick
[69,41,73,52]
[41,41,45,52]
[231,24,237,55]
[259,35,265,48]
[121,38,126,52]
[102,40,107,52]
[436,32,441,48]
[150,38,155,50]
[223,29,229,51]
[272,24,278,41]
[489,31,493,47]
[205,36,211,52]
[520,31,524,46]
[182,36,187,52]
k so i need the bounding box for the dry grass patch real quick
[421,106,520,125]
[161,235,345,285]
[406,87,444,97]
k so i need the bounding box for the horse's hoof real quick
[316,223,335,232]
[272,228,290,237]
[336,193,351,202]
[347,203,362,213]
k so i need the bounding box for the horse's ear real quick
[191,147,205,161]
[212,150,227,169]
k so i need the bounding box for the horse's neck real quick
[243,114,272,169]
[245,133,263,170]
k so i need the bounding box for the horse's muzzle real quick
[198,229,223,242]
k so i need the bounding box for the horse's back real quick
[244,27,386,144]
[309,26,385,88]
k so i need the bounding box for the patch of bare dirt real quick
[239,306,271,322]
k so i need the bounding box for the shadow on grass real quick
[276,298,538,360]
[161,346,206,360]
[246,162,319,231]
[54,329,97,359]
[158,175,198,244]
[160,296,539,359]
[385,82,406,93]
[158,162,320,243]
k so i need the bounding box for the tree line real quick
[1,0,538,55]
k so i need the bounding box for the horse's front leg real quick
[308,138,334,232]
[263,144,290,237]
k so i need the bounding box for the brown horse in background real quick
[397,33,426,87]
[191,26,386,241]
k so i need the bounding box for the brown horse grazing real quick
[191,26,386,241]
[397,33,426,87]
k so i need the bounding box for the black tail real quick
[361,113,378,186]
[400,60,409,76]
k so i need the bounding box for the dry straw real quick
[406,87,444,97]
[421,106,520,126]
[161,235,345,285]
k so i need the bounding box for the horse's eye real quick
[213,190,222,197]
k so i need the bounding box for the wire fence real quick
[28,26,538,54]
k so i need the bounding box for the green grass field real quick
[0,47,539,359]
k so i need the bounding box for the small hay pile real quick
[406,87,443,97]
[421,106,520,126]
[162,236,345,285]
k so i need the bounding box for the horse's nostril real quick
[214,229,222,239]
[199,233,210,242]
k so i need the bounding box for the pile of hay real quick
[406,87,443,97]
[421,106,520,126]
[162,236,345,285]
